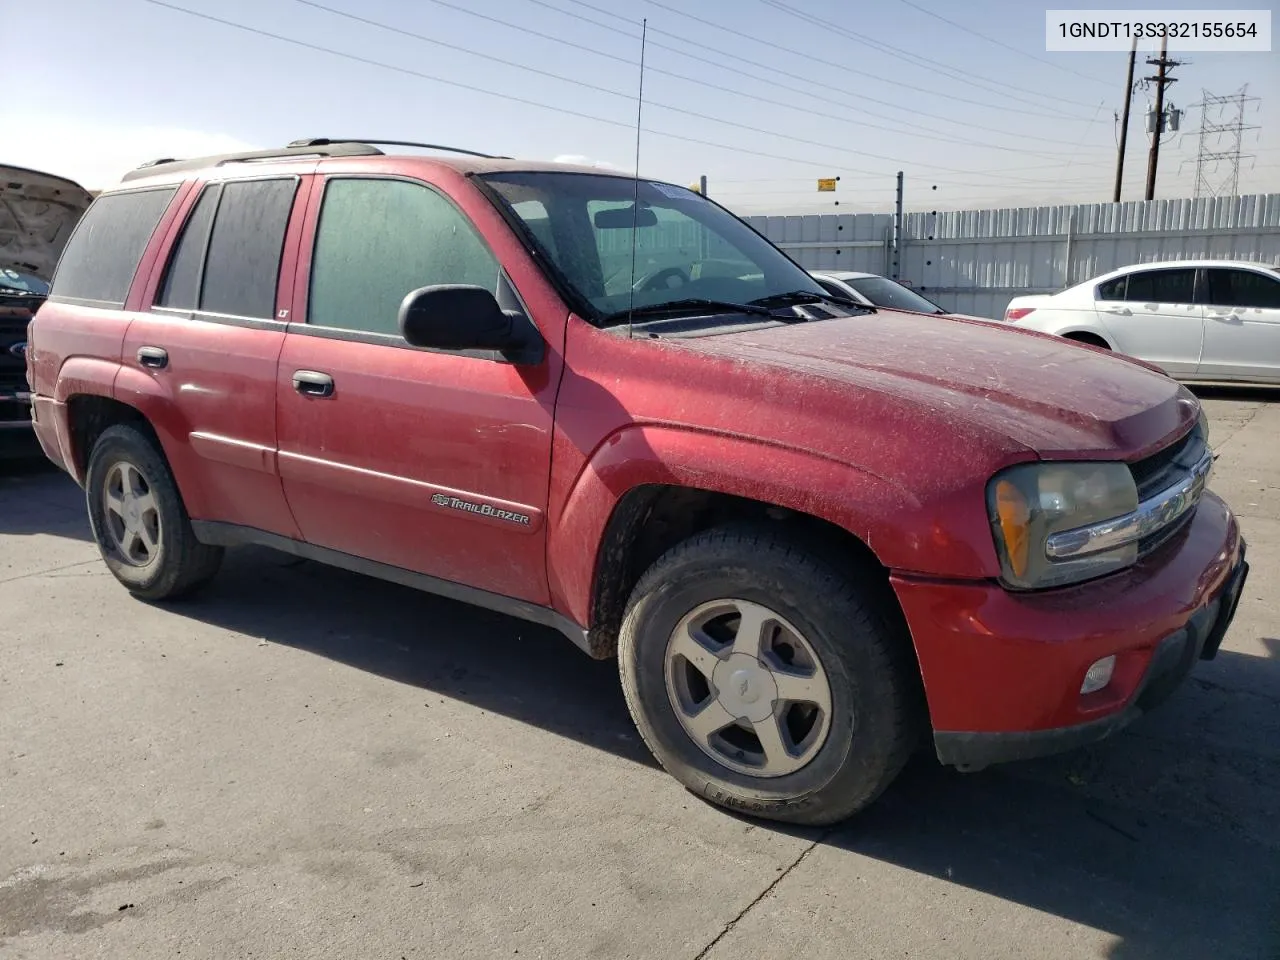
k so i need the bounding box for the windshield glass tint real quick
[847,276,944,313]
[481,172,827,321]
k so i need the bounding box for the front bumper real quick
[892,492,1244,769]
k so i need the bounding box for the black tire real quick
[85,423,223,601]
[618,526,922,826]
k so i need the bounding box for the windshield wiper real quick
[749,290,825,307]
[602,298,773,323]
[751,289,875,311]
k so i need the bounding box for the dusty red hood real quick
[678,310,1198,460]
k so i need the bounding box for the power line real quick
[893,0,1110,86]
[551,0,1097,121]
[283,0,1060,177]
[752,0,1098,113]
[293,0,1098,157]
[516,0,1099,138]
[169,0,1106,183]
[132,0,976,179]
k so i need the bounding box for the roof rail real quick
[120,141,385,182]
[289,138,511,160]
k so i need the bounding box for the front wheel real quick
[85,424,223,601]
[618,526,922,826]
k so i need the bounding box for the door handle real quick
[292,370,334,398]
[137,346,168,369]
[1102,307,1131,316]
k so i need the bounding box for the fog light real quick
[1081,655,1116,695]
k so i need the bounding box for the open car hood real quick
[0,164,94,283]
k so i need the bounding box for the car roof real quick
[1090,259,1278,279]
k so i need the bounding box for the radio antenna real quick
[626,18,647,341]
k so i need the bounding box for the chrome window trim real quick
[1045,448,1214,561]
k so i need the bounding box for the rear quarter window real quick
[50,187,178,307]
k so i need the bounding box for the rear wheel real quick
[85,424,223,600]
[618,526,921,826]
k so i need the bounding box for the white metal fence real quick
[746,193,1280,321]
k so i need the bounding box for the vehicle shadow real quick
[175,544,656,766]
[171,545,1279,960]
[825,748,1280,960]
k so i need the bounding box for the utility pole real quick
[1144,35,1181,201]
[892,170,904,279]
[1113,35,1137,203]
[700,174,707,197]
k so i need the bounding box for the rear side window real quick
[50,187,177,307]
[157,185,220,309]
[1122,268,1195,305]
[1096,276,1127,301]
[1205,268,1280,308]
[308,178,500,336]
[200,179,298,319]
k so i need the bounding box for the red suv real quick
[27,139,1248,825]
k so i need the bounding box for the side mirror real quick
[397,285,516,351]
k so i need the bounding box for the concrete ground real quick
[1,390,1277,960]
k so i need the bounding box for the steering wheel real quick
[636,266,691,293]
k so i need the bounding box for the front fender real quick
[547,424,930,628]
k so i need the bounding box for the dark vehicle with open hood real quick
[27,138,1248,825]
[0,165,93,444]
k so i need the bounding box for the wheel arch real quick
[546,424,920,659]
[1061,329,1113,349]
[63,364,205,512]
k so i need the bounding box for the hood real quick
[943,310,996,323]
[0,164,94,282]
[677,310,1197,461]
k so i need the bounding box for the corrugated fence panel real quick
[746,214,892,274]
[751,193,1280,320]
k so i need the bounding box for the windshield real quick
[480,172,829,324]
[846,276,945,314]
[0,268,49,296]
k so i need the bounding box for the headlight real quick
[987,461,1138,590]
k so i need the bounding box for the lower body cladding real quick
[892,492,1247,771]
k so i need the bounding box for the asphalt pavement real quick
[2,389,1278,960]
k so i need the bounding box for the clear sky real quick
[7,0,1279,215]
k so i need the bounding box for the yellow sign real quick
[817,178,838,192]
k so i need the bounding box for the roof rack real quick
[121,138,510,182]
[288,138,510,159]
[121,141,385,182]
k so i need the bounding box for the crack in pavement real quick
[692,831,828,960]
[0,559,101,587]
[1210,402,1267,455]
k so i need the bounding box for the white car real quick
[809,270,991,322]
[1002,260,1280,384]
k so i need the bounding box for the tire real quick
[85,423,223,601]
[618,525,922,826]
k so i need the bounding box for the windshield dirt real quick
[480,172,831,325]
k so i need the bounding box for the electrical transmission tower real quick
[1191,86,1259,198]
